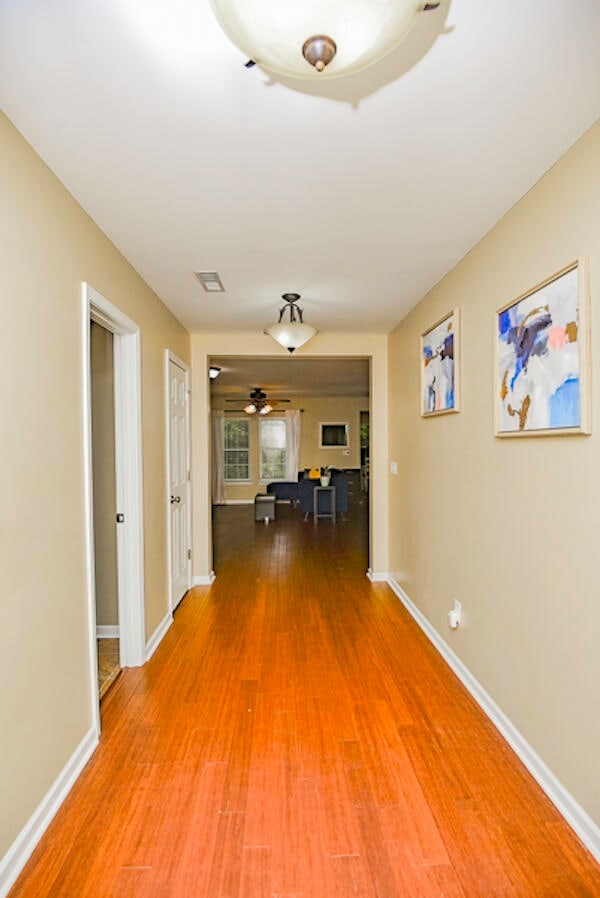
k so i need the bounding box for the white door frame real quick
[82,283,146,733]
[165,350,192,612]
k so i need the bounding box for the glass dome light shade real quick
[264,321,318,353]
[209,0,426,80]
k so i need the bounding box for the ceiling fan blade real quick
[224,396,293,403]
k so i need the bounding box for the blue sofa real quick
[267,471,349,518]
[266,480,301,503]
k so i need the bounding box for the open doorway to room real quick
[83,284,146,734]
[360,409,369,493]
[208,356,370,575]
[90,321,120,698]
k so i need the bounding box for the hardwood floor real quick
[97,637,120,699]
[10,503,600,896]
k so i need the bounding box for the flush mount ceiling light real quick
[209,0,441,79]
[208,366,222,379]
[264,293,317,354]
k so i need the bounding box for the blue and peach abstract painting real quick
[496,265,585,434]
[421,310,458,416]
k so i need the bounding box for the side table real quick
[314,485,336,524]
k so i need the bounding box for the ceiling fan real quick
[225,387,291,416]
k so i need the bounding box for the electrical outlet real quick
[390,461,398,475]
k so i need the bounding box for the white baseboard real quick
[0,727,98,898]
[145,611,173,662]
[192,572,216,586]
[96,624,119,639]
[224,499,253,505]
[386,576,600,864]
[367,569,388,582]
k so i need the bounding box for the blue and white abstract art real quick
[496,262,590,435]
[421,309,459,416]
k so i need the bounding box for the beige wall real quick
[211,395,368,502]
[300,396,366,470]
[0,112,189,861]
[192,335,388,577]
[388,121,600,826]
[90,322,118,626]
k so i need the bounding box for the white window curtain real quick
[211,409,226,505]
[284,409,301,482]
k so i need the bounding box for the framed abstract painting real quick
[421,309,460,417]
[495,259,591,437]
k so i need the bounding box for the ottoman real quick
[254,493,276,523]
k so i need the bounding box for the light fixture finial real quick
[302,35,337,73]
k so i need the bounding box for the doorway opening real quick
[360,409,369,492]
[90,321,120,698]
[207,356,371,576]
[82,284,146,734]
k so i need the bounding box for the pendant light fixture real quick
[264,293,317,354]
[209,1,441,80]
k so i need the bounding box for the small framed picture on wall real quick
[420,308,460,417]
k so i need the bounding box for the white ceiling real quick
[1,1,599,335]
[210,357,369,398]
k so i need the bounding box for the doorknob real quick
[170,495,181,504]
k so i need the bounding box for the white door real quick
[168,357,190,609]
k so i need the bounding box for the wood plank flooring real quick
[98,638,120,699]
[10,503,600,897]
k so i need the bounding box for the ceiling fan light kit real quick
[225,387,292,414]
[209,0,441,79]
[242,388,273,415]
[264,293,318,353]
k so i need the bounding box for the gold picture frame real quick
[494,259,591,437]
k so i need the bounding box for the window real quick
[223,418,250,481]
[260,418,286,481]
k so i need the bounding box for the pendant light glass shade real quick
[209,0,430,80]
[264,320,318,353]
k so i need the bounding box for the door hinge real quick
[187,470,191,481]
[187,548,192,560]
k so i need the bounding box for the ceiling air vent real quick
[195,271,225,292]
